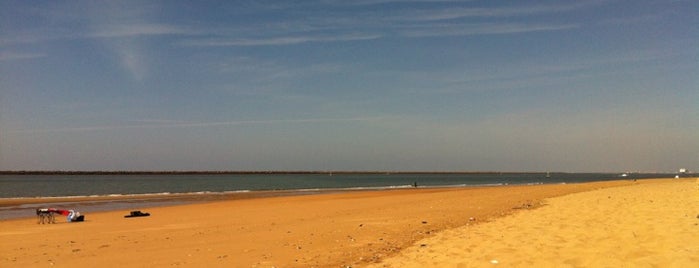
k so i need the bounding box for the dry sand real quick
[370,178,698,267]
[0,178,694,267]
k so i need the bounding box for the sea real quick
[0,172,677,220]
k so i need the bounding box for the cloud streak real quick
[0,51,46,61]
[390,1,604,21]
[1,1,592,51]
[8,117,386,134]
[88,23,192,38]
[110,40,147,80]
[180,33,381,47]
[178,1,596,47]
[400,22,578,37]
[0,23,189,47]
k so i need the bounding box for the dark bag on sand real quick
[124,210,150,218]
[73,215,85,222]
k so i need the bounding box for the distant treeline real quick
[0,170,551,175]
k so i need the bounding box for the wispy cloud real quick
[212,56,348,98]
[326,0,471,6]
[0,24,190,46]
[400,22,578,37]
[0,51,46,61]
[386,1,607,21]
[218,56,343,78]
[217,56,282,74]
[421,46,690,94]
[181,33,381,47]
[88,23,192,38]
[110,41,147,80]
[599,14,663,26]
[178,1,597,47]
[8,117,386,134]
[0,33,56,46]
[1,1,593,51]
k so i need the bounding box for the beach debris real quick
[124,210,150,218]
[469,217,476,221]
[421,221,428,224]
[359,224,363,227]
[490,259,499,264]
[513,202,534,209]
[420,244,427,247]
[37,208,83,223]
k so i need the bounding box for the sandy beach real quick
[0,178,695,267]
[371,178,698,267]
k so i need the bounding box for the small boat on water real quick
[620,173,628,177]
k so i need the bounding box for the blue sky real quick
[1,0,697,172]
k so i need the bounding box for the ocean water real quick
[0,172,674,198]
[0,172,676,220]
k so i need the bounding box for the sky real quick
[0,0,697,172]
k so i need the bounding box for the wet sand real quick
[0,190,338,220]
[0,178,691,267]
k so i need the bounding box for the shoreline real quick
[0,170,611,175]
[2,172,681,200]
[0,177,680,221]
[0,188,354,221]
[0,179,643,220]
[1,178,691,267]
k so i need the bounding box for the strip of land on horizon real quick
[1,170,576,175]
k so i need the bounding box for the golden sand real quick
[370,178,698,267]
[0,178,694,267]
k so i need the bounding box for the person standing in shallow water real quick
[413,182,418,188]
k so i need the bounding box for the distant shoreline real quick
[0,170,672,175]
[0,170,554,175]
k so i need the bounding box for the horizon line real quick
[0,170,681,175]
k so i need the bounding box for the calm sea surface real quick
[0,173,676,220]
[0,173,675,198]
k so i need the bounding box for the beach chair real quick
[36,208,56,224]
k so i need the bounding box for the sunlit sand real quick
[1,178,695,267]
[371,178,698,267]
